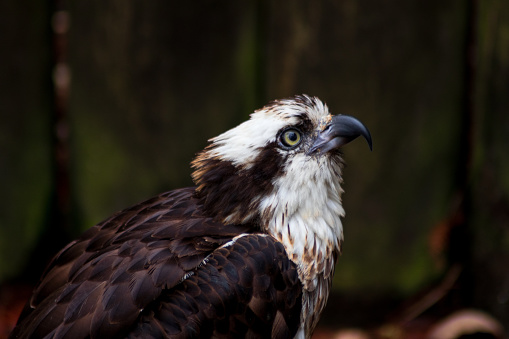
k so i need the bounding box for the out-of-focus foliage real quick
[0,0,52,282]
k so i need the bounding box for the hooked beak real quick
[308,115,373,155]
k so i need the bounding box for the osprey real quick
[10,95,372,339]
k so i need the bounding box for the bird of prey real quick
[10,95,372,339]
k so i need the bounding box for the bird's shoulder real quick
[129,233,303,339]
[10,187,260,338]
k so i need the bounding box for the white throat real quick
[258,151,344,337]
[259,152,344,285]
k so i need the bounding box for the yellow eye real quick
[280,129,302,148]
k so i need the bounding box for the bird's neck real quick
[259,156,344,280]
[260,183,343,286]
[191,145,286,226]
[258,156,345,336]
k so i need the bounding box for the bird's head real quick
[191,95,371,234]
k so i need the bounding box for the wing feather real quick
[10,187,252,339]
[127,234,303,339]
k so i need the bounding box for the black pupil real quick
[287,131,297,142]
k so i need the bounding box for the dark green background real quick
[1,0,508,332]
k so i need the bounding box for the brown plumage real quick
[10,189,301,338]
[10,95,372,339]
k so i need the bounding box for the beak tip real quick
[366,134,373,151]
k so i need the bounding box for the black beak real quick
[308,115,373,155]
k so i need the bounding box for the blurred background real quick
[1,0,508,338]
